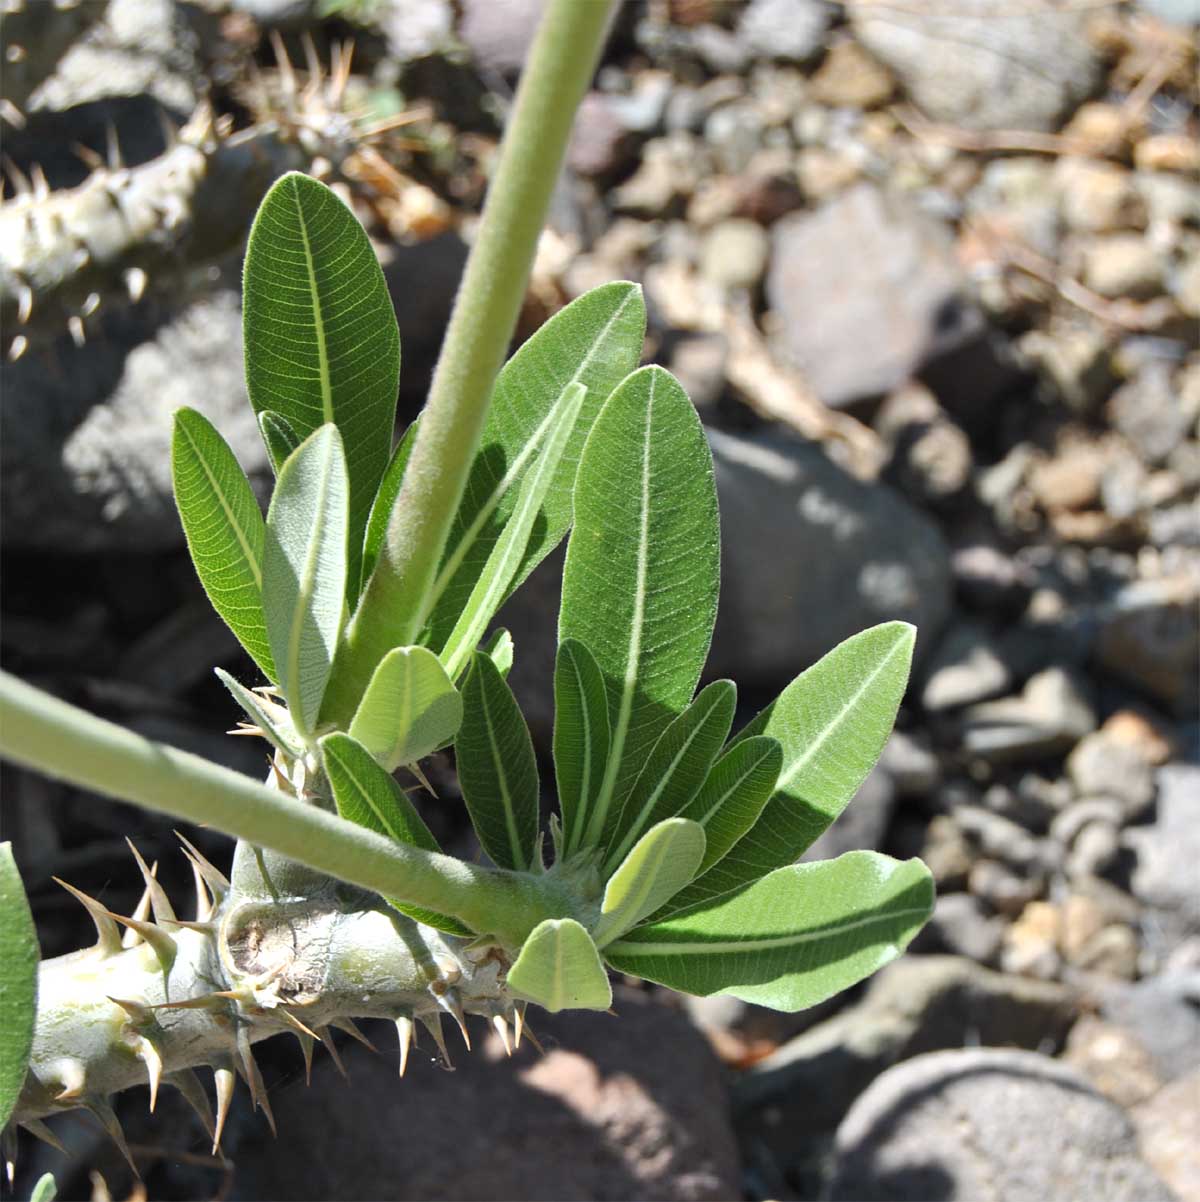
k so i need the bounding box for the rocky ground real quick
[2,1,1197,1199]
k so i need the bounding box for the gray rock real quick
[1081,234,1166,299]
[382,0,456,63]
[802,763,895,861]
[960,666,1098,762]
[699,219,770,290]
[1,291,268,552]
[957,806,1046,873]
[661,333,729,412]
[1095,575,1200,714]
[1066,731,1157,820]
[828,1048,1175,1201]
[852,0,1103,132]
[737,0,830,62]
[1109,364,1192,466]
[911,892,1004,964]
[234,988,742,1201]
[952,543,1034,615]
[969,858,1043,919]
[1128,763,1200,936]
[1135,1069,1200,1202]
[921,620,1012,711]
[706,427,952,686]
[1099,969,1200,1084]
[879,730,941,799]
[457,0,543,76]
[567,92,634,178]
[766,184,983,409]
[735,956,1077,1135]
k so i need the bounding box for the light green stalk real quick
[0,672,559,949]
[322,0,618,723]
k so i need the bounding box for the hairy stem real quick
[322,0,617,723]
[0,672,560,948]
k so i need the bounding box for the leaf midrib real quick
[608,904,932,956]
[290,177,334,426]
[179,421,262,589]
[479,672,528,870]
[583,372,655,848]
[773,634,909,794]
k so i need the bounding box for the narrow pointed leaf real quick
[319,733,471,936]
[561,366,720,853]
[262,425,348,738]
[681,622,916,911]
[362,417,418,588]
[420,282,647,647]
[258,410,302,474]
[30,1174,57,1202]
[507,918,612,1013]
[441,382,587,680]
[657,736,782,919]
[215,668,304,760]
[350,646,462,770]
[0,843,39,1128]
[603,680,735,874]
[553,638,611,857]
[605,851,934,1012]
[172,408,273,679]
[482,628,514,679]
[244,172,400,601]
[456,652,539,871]
[593,819,706,948]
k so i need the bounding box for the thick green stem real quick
[322,0,617,724]
[0,672,554,948]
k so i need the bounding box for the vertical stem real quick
[323,0,617,724]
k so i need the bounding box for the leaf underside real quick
[605,851,934,1012]
[508,918,613,1013]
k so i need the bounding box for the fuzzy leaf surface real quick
[350,646,462,770]
[560,366,720,853]
[678,622,916,912]
[320,733,471,936]
[553,638,611,857]
[605,851,933,1011]
[258,410,302,474]
[456,653,539,871]
[0,843,38,1128]
[30,1174,57,1202]
[361,418,418,588]
[172,408,273,680]
[262,425,348,738]
[420,282,646,647]
[593,819,706,948]
[604,680,734,874]
[508,918,612,1013]
[483,628,514,679]
[441,382,586,679]
[243,172,399,600]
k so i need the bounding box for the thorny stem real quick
[0,672,564,950]
[321,0,618,724]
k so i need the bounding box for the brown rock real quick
[1003,900,1062,979]
[1135,1069,1200,1202]
[1066,1014,1163,1107]
[809,40,895,109]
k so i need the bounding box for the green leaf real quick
[171,408,274,680]
[593,818,705,948]
[440,382,587,680]
[507,918,612,1013]
[349,646,462,770]
[31,1174,58,1202]
[682,622,916,910]
[262,425,349,738]
[657,736,782,918]
[605,851,934,1012]
[456,652,539,871]
[553,638,611,858]
[214,668,305,760]
[258,410,302,474]
[560,366,720,854]
[482,628,514,679]
[0,843,38,1129]
[602,680,734,874]
[420,281,646,647]
[319,732,471,936]
[244,172,400,601]
[361,417,418,589]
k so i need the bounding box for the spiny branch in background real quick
[0,34,447,358]
[4,836,530,1182]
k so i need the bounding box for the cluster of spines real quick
[7,834,534,1184]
